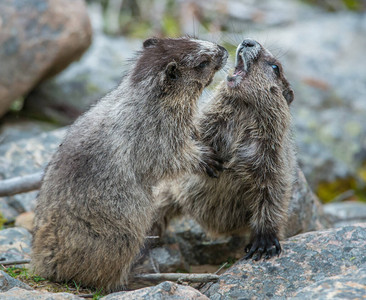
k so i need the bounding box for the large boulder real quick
[0,0,92,118]
[202,223,366,299]
[23,5,140,125]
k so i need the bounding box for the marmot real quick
[31,37,228,291]
[156,38,296,260]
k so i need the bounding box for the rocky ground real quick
[0,0,366,299]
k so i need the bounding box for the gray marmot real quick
[155,38,296,260]
[31,37,228,291]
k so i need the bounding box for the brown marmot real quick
[31,37,228,291]
[155,38,296,260]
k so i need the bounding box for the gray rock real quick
[202,223,366,299]
[0,128,66,218]
[291,266,366,299]
[130,244,189,289]
[324,201,366,227]
[102,281,208,300]
[0,116,59,145]
[0,287,82,299]
[163,168,326,265]
[23,5,140,125]
[0,271,32,292]
[0,227,32,262]
[0,0,92,118]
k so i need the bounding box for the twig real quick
[78,294,94,298]
[215,262,228,274]
[133,273,219,283]
[0,259,31,266]
[331,190,355,202]
[0,172,43,197]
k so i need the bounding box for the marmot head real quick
[131,37,228,97]
[226,38,294,106]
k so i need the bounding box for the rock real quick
[23,4,140,125]
[163,167,326,265]
[0,128,66,218]
[0,0,92,118]
[101,281,208,300]
[15,212,35,232]
[286,167,328,237]
[291,266,366,299]
[323,201,366,227]
[0,287,82,299]
[0,227,32,262]
[0,116,59,145]
[202,223,366,299]
[129,244,189,290]
[0,271,32,292]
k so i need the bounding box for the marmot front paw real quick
[244,232,281,261]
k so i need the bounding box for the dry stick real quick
[0,172,43,197]
[0,259,31,266]
[134,273,219,283]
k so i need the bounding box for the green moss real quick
[0,212,7,230]
[343,0,363,10]
[317,172,366,203]
[316,177,358,203]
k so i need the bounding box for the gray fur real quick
[155,39,296,259]
[31,37,228,291]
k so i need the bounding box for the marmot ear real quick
[143,38,159,48]
[165,61,180,80]
[283,88,294,105]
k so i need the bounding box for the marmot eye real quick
[271,64,280,76]
[196,60,210,69]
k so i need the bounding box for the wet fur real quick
[31,37,227,291]
[155,39,296,260]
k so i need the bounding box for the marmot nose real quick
[242,39,257,48]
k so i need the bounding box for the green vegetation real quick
[302,0,364,12]
[1,265,104,298]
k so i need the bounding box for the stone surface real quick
[291,266,366,299]
[0,227,32,262]
[0,128,66,219]
[102,281,208,300]
[324,201,366,227]
[163,167,326,265]
[0,0,92,118]
[23,4,140,125]
[0,116,59,145]
[0,271,32,292]
[202,224,366,299]
[0,287,82,299]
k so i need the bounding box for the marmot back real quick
[156,38,296,260]
[31,37,228,291]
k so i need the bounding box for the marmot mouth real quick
[226,50,247,87]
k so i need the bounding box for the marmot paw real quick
[244,233,281,261]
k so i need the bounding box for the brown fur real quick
[155,38,296,260]
[31,37,228,291]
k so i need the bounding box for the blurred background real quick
[0,0,365,214]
